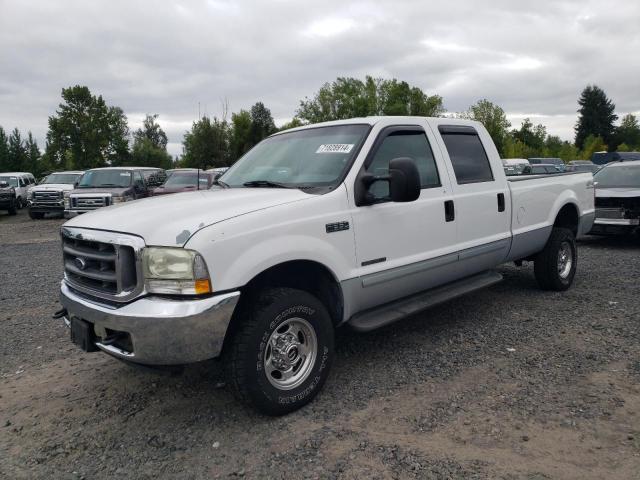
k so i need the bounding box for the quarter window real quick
[365,130,440,199]
[439,126,494,184]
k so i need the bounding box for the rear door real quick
[349,120,459,311]
[430,122,511,275]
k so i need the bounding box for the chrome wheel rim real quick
[264,317,317,390]
[557,241,573,279]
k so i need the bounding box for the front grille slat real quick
[64,260,117,283]
[63,244,116,262]
[72,196,110,209]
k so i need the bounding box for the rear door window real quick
[438,126,494,184]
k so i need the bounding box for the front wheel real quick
[8,199,17,215]
[224,287,334,415]
[534,227,577,291]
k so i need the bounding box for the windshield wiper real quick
[243,180,292,189]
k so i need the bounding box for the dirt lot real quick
[1,207,639,479]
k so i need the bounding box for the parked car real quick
[0,172,36,208]
[57,116,594,415]
[566,160,599,174]
[590,161,640,235]
[523,164,560,175]
[65,167,160,217]
[502,158,530,176]
[529,157,565,172]
[0,180,17,215]
[207,167,229,181]
[591,151,640,165]
[140,168,167,188]
[150,169,213,196]
[27,170,84,219]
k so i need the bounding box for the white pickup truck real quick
[58,116,595,414]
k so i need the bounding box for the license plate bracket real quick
[70,317,99,352]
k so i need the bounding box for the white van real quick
[0,172,36,208]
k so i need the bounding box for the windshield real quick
[43,173,81,185]
[78,170,132,188]
[163,172,210,188]
[220,124,370,189]
[594,165,640,188]
[0,176,18,187]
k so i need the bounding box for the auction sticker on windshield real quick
[316,144,354,154]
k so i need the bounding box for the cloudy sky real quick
[1,0,639,156]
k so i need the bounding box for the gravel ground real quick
[1,207,639,479]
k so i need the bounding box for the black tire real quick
[8,199,17,215]
[224,287,334,415]
[534,227,577,291]
[16,197,23,209]
[29,211,44,219]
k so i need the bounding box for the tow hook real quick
[52,308,67,319]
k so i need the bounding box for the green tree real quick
[0,127,9,172]
[134,114,168,150]
[230,109,252,160]
[557,141,580,161]
[579,134,607,161]
[250,102,276,145]
[543,135,563,158]
[8,128,27,171]
[25,132,41,176]
[616,143,632,152]
[127,114,172,169]
[574,85,617,150]
[460,99,511,156]
[512,118,547,156]
[45,85,130,170]
[278,118,305,132]
[296,76,444,123]
[614,114,640,150]
[182,116,230,169]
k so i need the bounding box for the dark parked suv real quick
[0,180,17,215]
[65,167,164,217]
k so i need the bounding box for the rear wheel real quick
[534,227,577,291]
[224,287,334,415]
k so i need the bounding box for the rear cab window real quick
[438,125,494,184]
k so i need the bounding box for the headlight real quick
[112,195,125,204]
[142,247,211,295]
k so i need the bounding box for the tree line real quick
[1,79,638,177]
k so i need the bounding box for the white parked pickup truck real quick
[58,117,595,414]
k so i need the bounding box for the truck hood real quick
[596,187,640,198]
[63,188,312,246]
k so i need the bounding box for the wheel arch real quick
[221,259,344,354]
[553,202,580,236]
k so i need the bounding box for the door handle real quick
[444,200,455,222]
[497,193,505,212]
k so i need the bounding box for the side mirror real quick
[357,157,421,205]
[387,157,421,202]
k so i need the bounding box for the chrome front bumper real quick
[60,281,240,365]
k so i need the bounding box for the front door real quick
[349,122,459,312]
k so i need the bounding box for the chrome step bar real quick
[348,270,503,332]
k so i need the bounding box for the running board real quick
[347,271,503,332]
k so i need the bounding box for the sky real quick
[1,0,639,156]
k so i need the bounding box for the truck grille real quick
[33,190,63,205]
[71,196,110,210]
[595,207,627,220]
[61,227,144,302]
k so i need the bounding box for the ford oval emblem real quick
[75,257,87,270]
